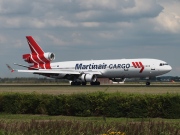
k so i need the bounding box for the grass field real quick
[0,114,180,123]
[0,114,179,135]
[0,84,179,134]
[0,84,180,95]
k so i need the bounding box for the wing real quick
[17,69,102,75]
[17,69,80,74]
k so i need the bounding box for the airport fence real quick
[0,92,180,119]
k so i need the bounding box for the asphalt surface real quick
[0,84,180,87]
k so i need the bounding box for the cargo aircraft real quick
[7,36,172,86]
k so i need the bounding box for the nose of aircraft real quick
[168,65,172,72]
[165,65,172,73]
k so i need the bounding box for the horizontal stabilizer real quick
[6,64,15,72]
[14,63,38,70]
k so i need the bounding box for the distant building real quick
[97,78,125,84]
[97,78,112,84]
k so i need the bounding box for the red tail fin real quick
[23,36,54,69]
[26,36,44,54]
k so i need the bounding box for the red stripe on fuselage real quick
[132,62,137,68]
[135,62,140,68]
[139,62,144,73]
[132,61,145,73]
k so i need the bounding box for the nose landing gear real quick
[146,82,151,86]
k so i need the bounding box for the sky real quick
[0,0,180,78]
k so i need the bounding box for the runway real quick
[0,83,179,95]
[0,83,180,87]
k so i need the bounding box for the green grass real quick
[0,114,179,135]
[0,84,179,134]
[0,114,180,123]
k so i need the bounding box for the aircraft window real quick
[160,63,169,66]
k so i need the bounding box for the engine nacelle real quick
[110,78,125,82]
[23,52,55,63]
[80,74,97,82]
[44,52,55,61]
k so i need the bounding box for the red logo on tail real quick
[22,36,54,69]
[132,62,144,73]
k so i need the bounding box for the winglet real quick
[6,64,15,72]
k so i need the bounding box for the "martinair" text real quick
[75,63,130,70]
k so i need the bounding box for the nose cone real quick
[163,65,172,73]
[167,65,172,72]
[159,65,172,74]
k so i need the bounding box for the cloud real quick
[0,35,7,43]
[75,0,163,22]
[45,34,68,46]
[0,0,180,78]
[153,0,180,33]
[0,0,31,15]
[0,0,163,29]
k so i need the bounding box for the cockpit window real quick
[160,63,168,66]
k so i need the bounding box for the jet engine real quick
[23,52,55,63]
[80,74,97,82]
[43,52,55,61]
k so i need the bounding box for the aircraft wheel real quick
[71,82,75,86]
[71,81,81,86]
[146,82,151,86]
[90,82,93,85]
[82,82,87,86]
[96,81,100,85]
[77,82,81,85]
[90,81,100,85]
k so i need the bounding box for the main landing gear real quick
[71,81,86,86]
[70,81,100,86]
[90,81,100,85]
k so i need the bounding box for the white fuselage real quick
[49,58,172,79]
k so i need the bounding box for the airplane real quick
[7,36,172,86]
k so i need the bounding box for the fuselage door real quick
[151,64,155,70]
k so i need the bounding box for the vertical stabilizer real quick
[22,36,54,69]
[26,36,44,54]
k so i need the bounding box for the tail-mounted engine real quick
[23,52,55,64]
